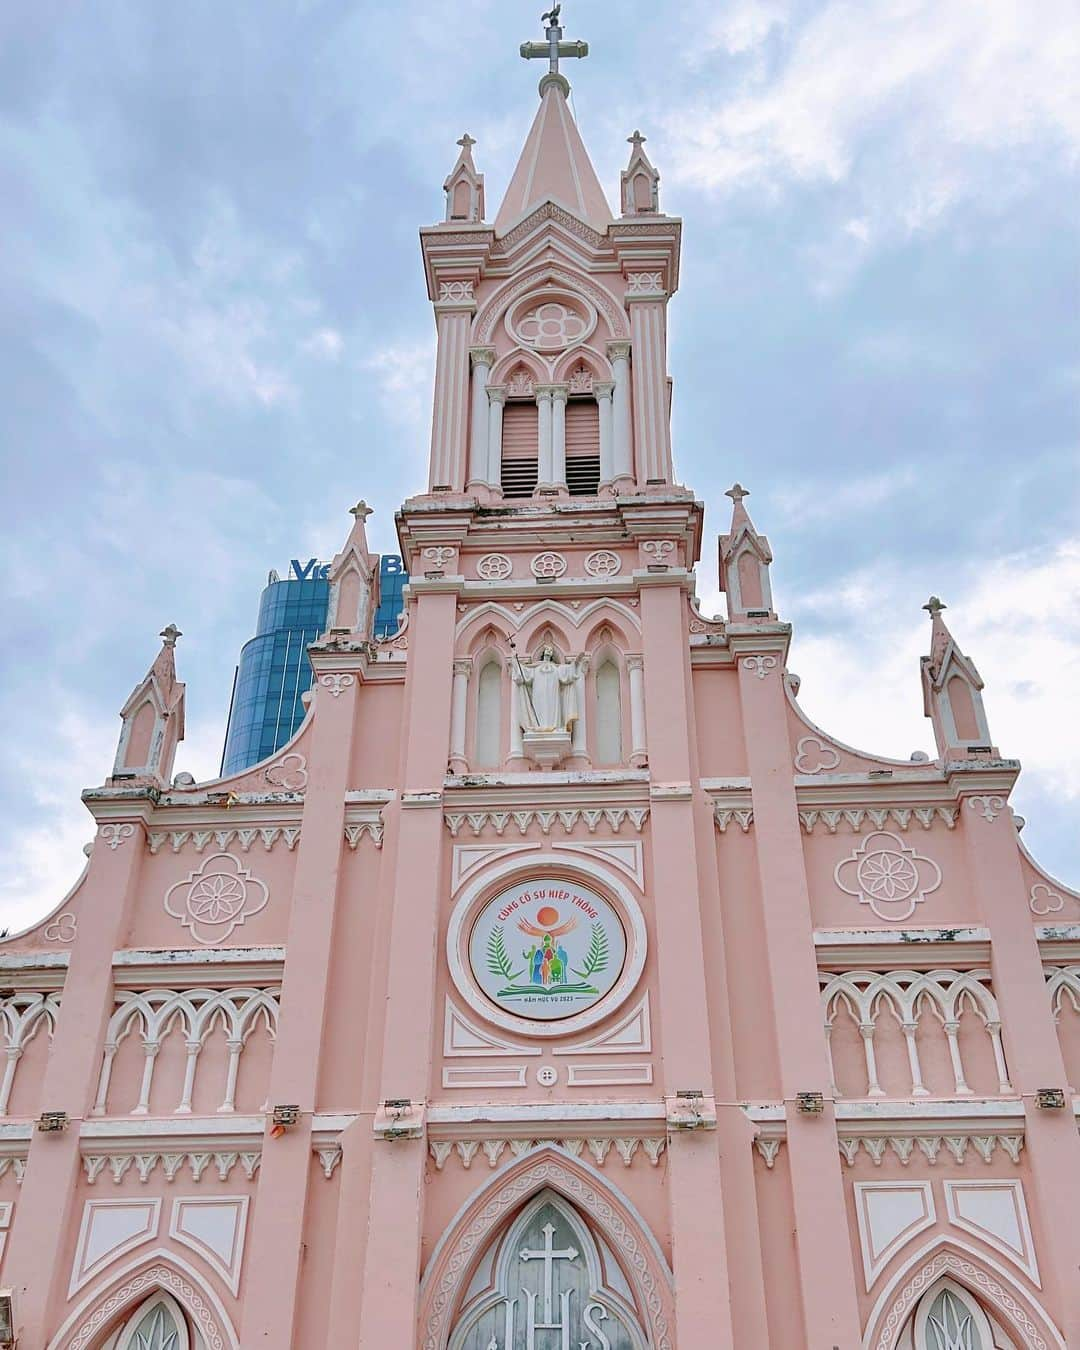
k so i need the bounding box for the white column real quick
[218,1038,244,1113]
[487,386,506,489]
[536,385,554,492]
[943,1020,972,1095]
[627,654,647,766]
[467,347,494,490]
[92,1043,117,1116]
[607,342,633,486]
[550,384,568,492]
[449,658,471,772]
[132,1041,160,1115]
[901,1021,929,1096]
[0,1047,21,1116]
[177,1041,201,1114]
[860,1023,884,1097]
[986,1020,1013,1094]
[594,380,614,488]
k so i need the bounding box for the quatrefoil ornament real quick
[834,831,942,922]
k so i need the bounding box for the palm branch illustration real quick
[572,922,609,980]
[487,928,522,983]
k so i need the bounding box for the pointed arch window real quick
[475,655,503,768]
[447,1190,648,1350]
[595,657,623,766]
[898,1277,1007,1350]
[102,1292,193,1350]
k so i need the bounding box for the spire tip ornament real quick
[923,595,946,616]
[520,4,588,94]
[725,482,749,503]
[159,623,182,648]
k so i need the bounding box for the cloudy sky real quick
[1,0,1077,931]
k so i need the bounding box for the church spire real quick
[718,484,776,622]
[442,132,485,225]
[495,9,612,235]
[920,597,997,758]
[110,624,186,785]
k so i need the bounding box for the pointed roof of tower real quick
[494,73,613,236]
[921,596,983,689]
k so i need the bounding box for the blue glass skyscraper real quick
[222,555,408,775]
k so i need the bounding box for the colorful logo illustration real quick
[469,881,626,1021]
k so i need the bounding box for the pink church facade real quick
[3,20,1079,1350]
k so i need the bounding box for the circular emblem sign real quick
[469,879,627,1022]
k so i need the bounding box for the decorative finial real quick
[628,130,647,149]
[350,500,373,521]
[456,133,476,151]
[923,596,946,616]
[159,624,182,648]
[520,5,588,92]
[725,483,749,502]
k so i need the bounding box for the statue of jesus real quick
[514,645,580,734]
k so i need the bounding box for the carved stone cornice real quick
[814,927,991,970]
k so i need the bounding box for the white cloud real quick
[694,0,788,59]
[664,0,1080,237]
[771,466,918,526]
[303,327,345,360]
[0,705,113,935]
[361,339,436,433]
[788,541,1080,797]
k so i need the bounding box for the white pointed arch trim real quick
[490,346,548,388]
[473,266,630,345]
[418,1144,673,1350]
[113,1291,191,1350]
[47,1249,239,1350]
[861,1237,1065,1350]
[445,850,648,1039]
[553,343,612,384]
[456,599,642,640]
[447,1187,648,1350]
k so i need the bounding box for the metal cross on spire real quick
[520,5,588,90]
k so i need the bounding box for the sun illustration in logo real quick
[517,905,578,938]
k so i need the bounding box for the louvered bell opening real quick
[565,398,600,497]
[501,401,539,498]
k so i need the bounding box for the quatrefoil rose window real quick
[506,292,597,353]
[834,830,942,922]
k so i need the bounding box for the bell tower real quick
[415,9,682,503]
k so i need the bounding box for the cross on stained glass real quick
[520,1221,579,1324]
[520,6,589,79]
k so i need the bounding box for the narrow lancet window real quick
[475,659,503,767]
[595,659,623,765]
